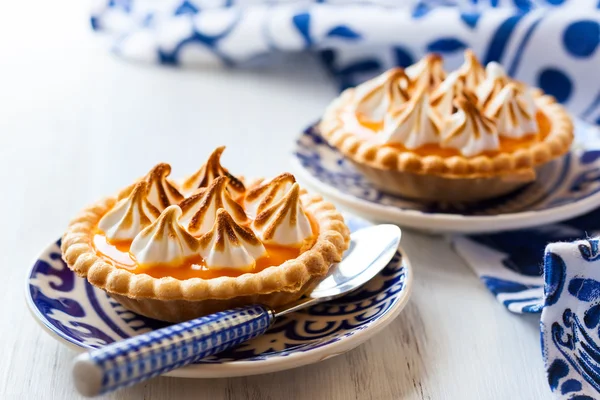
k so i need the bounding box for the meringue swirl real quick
[145,163,184,211]
[244,173,296,217]
[179,176,248,236]
[98,181,160,242]
[484,83,538,139]
[457,49,485,89]
[130,205,199,267]
[198,209,267,272]
[405,54,446,92]
[476,62,511,108]
[341,49,541,157]
[354,68,410,130]
[181,146,245,197]
[253,183,313,248]
[95,151,318,275]
[441,93,499,157]
[380,86,444,149]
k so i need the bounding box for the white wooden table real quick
[0,1,552,398]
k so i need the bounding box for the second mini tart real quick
[61,147,350,322]
[319,50,573,203]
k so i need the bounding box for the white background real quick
[0,1,551,398]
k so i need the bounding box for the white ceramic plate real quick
[26,216,412,378]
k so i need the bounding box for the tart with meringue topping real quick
[61,147,350,322]
[320,50,573,202]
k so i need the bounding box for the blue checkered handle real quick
[72,304,274,397]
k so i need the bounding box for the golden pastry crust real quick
[319,91,573,180]
[61,189,350,321]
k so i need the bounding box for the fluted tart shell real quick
[61,190,350,322]
[319,92,573,202]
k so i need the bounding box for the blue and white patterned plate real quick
[292,121,600,234]
[26,216,412,378]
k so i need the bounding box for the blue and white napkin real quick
[454,207,600,399]
[91,0,600,124]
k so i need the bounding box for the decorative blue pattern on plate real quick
[291,120,600,233]
[26,215,412,377]
[90,0,600,124]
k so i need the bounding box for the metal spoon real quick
[73,224,402,397]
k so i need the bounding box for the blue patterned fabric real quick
[454,209,600,398]
[91,0,600,124]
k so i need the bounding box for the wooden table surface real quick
[0,1,552,399]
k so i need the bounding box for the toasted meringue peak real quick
[244,173,296,217]
[252,183,313,248]
[198,209,267,271]
[181,146,245,197]
[354,68,410,128]
[98,182,161,242]
[441,92,500,157]
[130,205,199,267]
[484,83,538,138]
[430,71,465,118]
[457,50,485,89]
[476,62,511,107]
[379,85,444,149]
[405,54,446,91]
[145,163,184,211]
[179,176,248,236]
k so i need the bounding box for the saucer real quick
[292,121,600,234]
[26,215,412,378]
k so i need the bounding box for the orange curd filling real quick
[359,111,550,158]
[93,215,320,280]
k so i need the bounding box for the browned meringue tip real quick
[144,204,183,232]
[448,91,496,140]
[129,181,160,216]
[486,83,533,122]
[458,50,485,87]
[145,162,184,209]
[385,68,410,86]
[200,208,261,250]
[388,67,408,76]
[356,69,411,119]
[136,205,200,253]
[246,172,296,198]
[245,173,296,209]
[182,146,246,195]
[426,53,443,62]
[409,53,446,90]
[463,49,481,65]
[254,183,302,233]
[128,180,149,199]
[180,175,248,236]
[454,88,480,109]
[180,175,229,209]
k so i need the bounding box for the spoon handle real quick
[72,305,274,397]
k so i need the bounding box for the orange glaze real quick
[360,111,550,158]
[92,213,320,280]
[356,114,384,132]
[93,234,305,280]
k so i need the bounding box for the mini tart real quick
[321,93,572,202]
[61,187,349,323]
[319,52,574,203]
